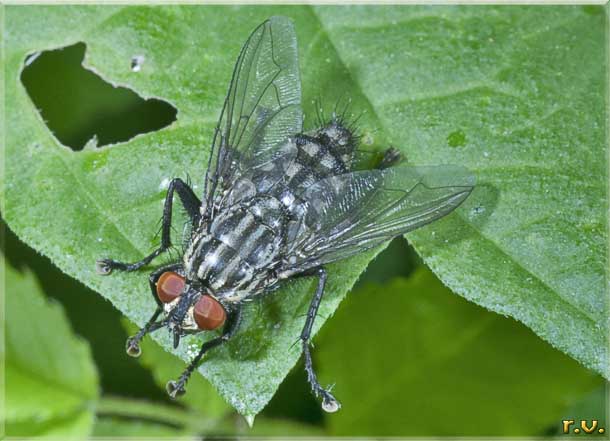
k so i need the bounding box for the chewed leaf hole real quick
[20,42,177,151]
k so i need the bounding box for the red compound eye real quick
[194,295,227,330]
[156,271,185,303]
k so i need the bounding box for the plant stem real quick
[96,395,222,433]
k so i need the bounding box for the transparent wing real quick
[283,165,475,273]
[203,16,302,218]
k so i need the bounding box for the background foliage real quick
[2,4,607,438]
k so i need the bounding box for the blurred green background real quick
[3,7,608,439]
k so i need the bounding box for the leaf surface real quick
[3,5,607,417]
[314,5,608,378]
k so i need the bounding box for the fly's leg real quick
[96,178,201,274]
[377,147,403,169]
[166,306,242,399]
[299,267,341,413]
[125,263,184,357]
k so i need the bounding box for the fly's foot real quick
[309,381,341,413]
[96,258,130,275]
[95,259,114,275]
[166,379,186,399]
[312,379,341,413]
[303,340,342,413]
[321,390,341,413]
[125,337,142,358]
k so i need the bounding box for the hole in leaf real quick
[20,42,177,151]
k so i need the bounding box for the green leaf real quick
[2,6,382,417]
[312,5,608,379]
[3,5,606,418]
[122,319,230,419]
[2,256,99,438]
[316,268,603,436]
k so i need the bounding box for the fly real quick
[96,16,474,413]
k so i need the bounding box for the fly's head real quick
[159,272,228,346]
[127,271,227,356]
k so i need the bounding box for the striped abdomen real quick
[184,196,285,301]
